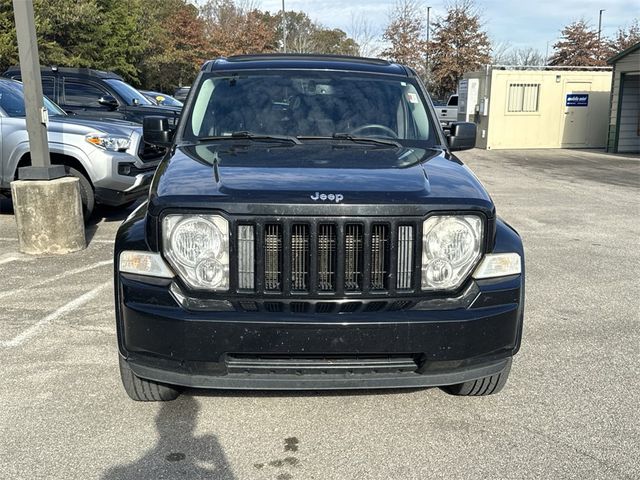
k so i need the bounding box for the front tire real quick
[118,356,181,402]
[63,166,94,221]
[442,358,512,396]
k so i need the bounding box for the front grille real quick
[234,217,420,296]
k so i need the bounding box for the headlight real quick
[85,133,131,151]
[163,214,229,291]
[422,215,483,291]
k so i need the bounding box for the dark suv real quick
[3,66,181,124]
[114,55,525,401]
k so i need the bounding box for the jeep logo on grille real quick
[311,192,344,203]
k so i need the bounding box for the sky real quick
[255,0,638,56]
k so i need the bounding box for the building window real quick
[507,83,540,112]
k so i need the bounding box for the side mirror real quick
[143,116,173,147]
[98,95,119,110]
[447,122,476,151]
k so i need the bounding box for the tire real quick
[63,166,94,221]
[442,358,512,396]
[118,356,181,402]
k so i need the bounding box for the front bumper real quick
[95,171,154,207]
[116,273,523,390]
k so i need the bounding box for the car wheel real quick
[442,358,512,396]
[64,166,94,221]
[118,356,181,402]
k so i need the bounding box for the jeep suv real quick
[114,55,525,401]
[3,66,181,125]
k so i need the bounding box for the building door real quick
[616,73,640,153]
[561,82,592,146]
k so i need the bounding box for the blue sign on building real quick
[566,94,589,107]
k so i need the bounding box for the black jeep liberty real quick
[114,55,525,401]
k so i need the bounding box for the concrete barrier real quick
[11,177,85,254]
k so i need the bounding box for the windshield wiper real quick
[198,131,301,144]
[298,133,401,148]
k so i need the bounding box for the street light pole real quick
[598,9,605,44]
[10,0,85,255]
[12,0,63,180]
[282,0,287,53]
[426,6,431,81]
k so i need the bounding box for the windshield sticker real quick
[407,92,419,104]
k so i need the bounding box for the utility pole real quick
[12,0,60,180]
[282,0,287,53]
[426,6,431,84]
[598,9,605,44]
[10,0,85,254]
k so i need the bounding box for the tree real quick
[493,44,546,66]
[139,0,208,91]
[611,19,640,53]
[429,0,491,98]
[350,12,379,57]
[310,28,359,55]
[381,0,428,76]
[200,0,277,57]
[548,19,612,66]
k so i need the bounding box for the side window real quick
[63,81,109,107]
[448,95,458,106]
[42,78,55,100]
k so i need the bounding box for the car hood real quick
[48,115,140,136]
[150,142,492,212]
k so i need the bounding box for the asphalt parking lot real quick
[1,148,638,480]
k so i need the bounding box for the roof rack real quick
[224,53,391,66]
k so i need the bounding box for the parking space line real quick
[0,256,24,265]
[0,260,112,300]
[0,281,110,348]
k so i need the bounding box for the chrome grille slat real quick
[237,225,255,289]
[344,224,363,291]
[291,224,309,291]
[371,224,389,290]
[397,225,414,290]
[318,224,336,291]
[264,224,282,291]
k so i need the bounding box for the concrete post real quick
[11,178,85,255]
[10,0,85,254]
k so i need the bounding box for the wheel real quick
[63,166,94,221]
[349,124,399,138]
[118,356,181,402]
[442,358,512,396]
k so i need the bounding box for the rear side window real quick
[8,75,55,100]
[63,81,108,107]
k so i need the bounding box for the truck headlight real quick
[85,133,131,151]
[422,215,483,291]
[163,214,229,291]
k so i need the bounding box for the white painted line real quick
[0,256,23,265]
[0,281,110,348]
[0,259,112,300]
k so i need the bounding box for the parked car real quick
[173,86,190,102]
[0,79,163,219]
[435,94,459,126]
[140,90,183,108]
[115,54,524,401]
[3,66,181,126]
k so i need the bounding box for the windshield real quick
[104,78,152,106]
[0,80,66,117]
[184,71,439,146]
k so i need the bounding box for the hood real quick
[48,115,141,137]
[151,142,492,211]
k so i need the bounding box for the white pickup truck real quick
[435,94,458,127]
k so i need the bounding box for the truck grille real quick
[235,217,420,296]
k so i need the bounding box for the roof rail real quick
[224,53,391,66]
[4,65,123,79]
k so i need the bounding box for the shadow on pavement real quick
[101,396,234,480]
[189,386,428,399]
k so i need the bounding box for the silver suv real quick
[0,79,162,218]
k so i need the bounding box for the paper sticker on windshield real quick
[407,92,419,104]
